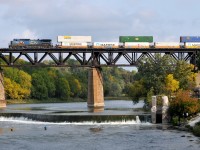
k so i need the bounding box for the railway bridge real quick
[0,48,198,109]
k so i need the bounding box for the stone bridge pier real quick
[0,68,6,108]
[87,67,104,111]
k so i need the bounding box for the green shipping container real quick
[119,36,153,43]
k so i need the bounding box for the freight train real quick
[8,36,200,49]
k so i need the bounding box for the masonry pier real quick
[0,68,6,108]
[87,67,104,111]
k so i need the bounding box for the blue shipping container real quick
[180,36,200,42]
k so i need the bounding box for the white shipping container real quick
[154,42,180,48]
[58,36,92,43]
[93,42,119,48]
[124,42,150,48]
[185,42,200,48]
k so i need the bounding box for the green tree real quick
[68,77,82,97]
[127,80,146,104]
[137,54,176,95]
[31,72,48,100]
[102,67,127,97]
[145,87,154,107]
[45,70,56,98]
[127,54,197,105]
[56,78,70,100]
[174,61,196,90]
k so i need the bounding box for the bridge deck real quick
[0,48,198,67]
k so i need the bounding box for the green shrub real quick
[193,123,200,137]
[195,122,200,126]
[172,116,179,126]
[185,125,193,131]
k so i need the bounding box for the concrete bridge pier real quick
[162,96,169,124]
[151,96,157,124]
[0,68,6,108]
[87,67,104,111]
[151,95,169,124]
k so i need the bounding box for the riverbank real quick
[6,98,86,104]
[172,113,200,137]
[6,97,131,104]
[188,113,200,137]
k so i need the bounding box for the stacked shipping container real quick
[185,43,200,48]
[57,36,92,48]
[180,36,200,48]
[119,36,153,43]
[93,42,119,48]
[154,42,180,48]
[124,42,150,48]
[180,36,200,43]
[119,36,153,48]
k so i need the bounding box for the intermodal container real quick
[58,42,88,48]
[58,36,92,43]
[124,42,150,48]
[154,42,180,48]
[93,42,119,48]
[180,36,200,42]
[185,42,200,48]
[119,36,153,43]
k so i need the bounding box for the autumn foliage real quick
[4,69,32,99]
[165,74,179,95]
[169,90,200,118]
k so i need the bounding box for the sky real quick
[0,0,200,47]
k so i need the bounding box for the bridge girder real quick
[0,48,197,67]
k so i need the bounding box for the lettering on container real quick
[64,36,71,39]
[186,43,200,48]
[95,43,116,46]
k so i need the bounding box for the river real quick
[0,100,200,150]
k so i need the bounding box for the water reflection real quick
[0,128,3,135]
[88,107,104,112]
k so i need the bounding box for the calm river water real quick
[0,100,200,150]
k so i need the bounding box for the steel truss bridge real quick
[0,48,198,67]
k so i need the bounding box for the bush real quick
[171,116,179,126]
[195,122,200,126]
[169,90,200,119]
[193,123,200,137]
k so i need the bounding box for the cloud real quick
[0,0,200,47]
[11,29,38,39]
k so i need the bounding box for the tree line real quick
[2,58,134,101]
